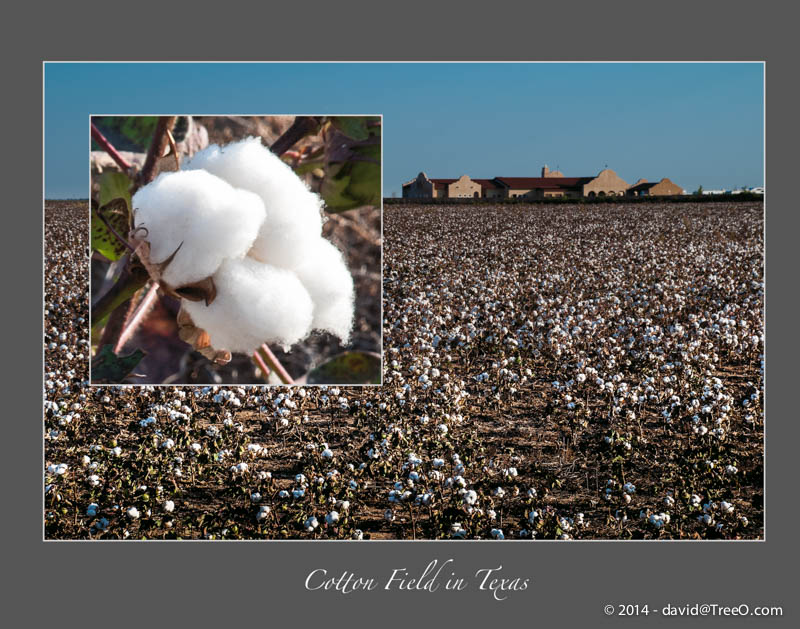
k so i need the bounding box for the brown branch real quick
[259,344,294,384]
[270,116,322,157]
[252,350,272,382]
[165,128,180,170]
[97,297,135,353]
[115,283,159,352]
[91,122,133,173]
[100,116,178,379]
[136,116,177,190]
[92,263,149,325]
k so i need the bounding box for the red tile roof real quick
[495,177,592,189]
[473,178,501,189]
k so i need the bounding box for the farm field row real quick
[44,201,763,539]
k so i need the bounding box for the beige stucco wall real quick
[403,168,655,199]
[508,188,581,199]
[448,175,482,198]
[542,166,565,178]
[649,179,683,195]
[583,169,630,196]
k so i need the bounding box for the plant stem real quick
[252,350,272,381]
[270,117,321,157]
[92,263,149,329]
[165,128,180,170]
[91,122,133,172]
[408,503,417,540]
[115,283,159,352]
[258,344,294,385]
[136,116,177,190]
[93,117,175,369]
[97,297,134,353]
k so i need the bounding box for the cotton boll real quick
[184,137,323,268]
[182,257,313,353]
[292,237,354,344]
[248,216,323,271]
[132,169,266,287]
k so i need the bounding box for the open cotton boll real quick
[292,237,355,344]
[181,257,314,353]
[132,169,266,287]
[184,137,323,268]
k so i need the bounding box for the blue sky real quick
[45,62,763,198]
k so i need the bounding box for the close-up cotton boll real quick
[131,169,266,288]
[291,237,355,344]
[184,137,323,269]
[88,117,379,386]
[129,135,359,360]
[181,256,314,353]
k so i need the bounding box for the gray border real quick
[17,4,797,627]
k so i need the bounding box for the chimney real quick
[542,165,550,177]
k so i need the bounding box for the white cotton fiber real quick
[292,238,355,344]
[184,136,323,268]
[131,135,358,359]
[181,257,314,353]
[132,170,266,287]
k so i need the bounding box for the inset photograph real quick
[89,116,381,385]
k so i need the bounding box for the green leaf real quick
[293,159,325,175]
[346,157,381,207]
[92,345,146,383]
[330,117,370,141]
[90,312,109,350]
[92,196,131,261]
[92,116,159,152]
[93,170,132,261]
[320,173,353,212]
[306,351,382,385]
[98,171,133,209]
[321,125,381,212]
[91,267,150,337]
[320,156,382,212]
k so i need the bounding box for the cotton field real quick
[45,200,763,540]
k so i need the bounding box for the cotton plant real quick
[47,197,763,540]
[130,136,354,363]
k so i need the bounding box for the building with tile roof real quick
[627,177,685,197]
[402,166,634,199]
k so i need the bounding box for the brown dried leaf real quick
[173,276,216,306]
[176,306,193,327]
[131,239,183,284]
[133,239,216,305]
[199,346,232,365]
